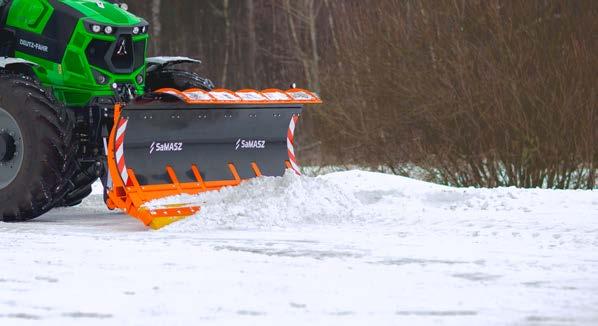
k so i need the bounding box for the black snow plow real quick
[105,88,321,229]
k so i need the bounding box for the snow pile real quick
[151,171,365,230]
[154,169,597,233]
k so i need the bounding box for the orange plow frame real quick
[104,88,321,229]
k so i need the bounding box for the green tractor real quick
[0,0,212,221]
[0,0,321,227]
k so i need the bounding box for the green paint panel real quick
[6,0,53,34]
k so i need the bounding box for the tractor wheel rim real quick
[0,107,24,190]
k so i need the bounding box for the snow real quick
[147,172,365,229]
[1,170,597,325]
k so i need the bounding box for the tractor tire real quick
[145,68,215,92]
[55,162,98,207]
[0,74,78,221]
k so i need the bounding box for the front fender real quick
[0,57,39,68]
[146,56,201,72]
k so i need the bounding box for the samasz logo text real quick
[235,139,266,150]
[150,142,183,154]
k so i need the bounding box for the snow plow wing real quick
[105,88,321,229]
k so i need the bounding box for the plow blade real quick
[105,88,321,229]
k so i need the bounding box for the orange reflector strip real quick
[154,87,322,105]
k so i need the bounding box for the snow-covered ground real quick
[1,171,597,326]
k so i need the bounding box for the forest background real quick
[128,0,596,189]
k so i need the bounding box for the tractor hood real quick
[60,0,142,26]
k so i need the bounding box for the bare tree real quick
[150,0,161,52]
[245,0,257,85]
[282,0,322,92]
